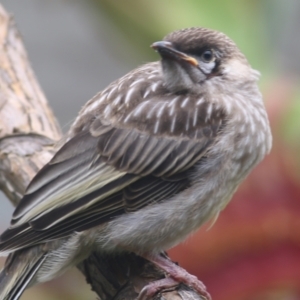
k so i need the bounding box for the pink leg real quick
[138,253,211,300]
[138,277,179,300]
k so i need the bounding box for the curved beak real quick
[151,41,198,67]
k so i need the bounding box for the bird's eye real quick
[201,50,214,63]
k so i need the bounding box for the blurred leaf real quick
[94,0,270,74]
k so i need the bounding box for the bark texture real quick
[0,4,205,300]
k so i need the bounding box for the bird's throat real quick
[161,59,204,93]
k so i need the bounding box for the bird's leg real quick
[138,253,211,300]
[138,277,179,300]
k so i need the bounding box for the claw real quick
[138,254,211,300]
[137,277,178,300]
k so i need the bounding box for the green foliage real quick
[95,0,270,73]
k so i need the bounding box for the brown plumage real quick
[0,27,272,300]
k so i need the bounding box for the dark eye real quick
[201,50,214,62]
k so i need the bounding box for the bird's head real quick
[152,27,255,93]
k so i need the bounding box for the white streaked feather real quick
[127,74,133,80]
[27,162,109,207]
[97,93,108,104]
[112,95,122,107]
[167,96,179,107]
[239,123,246,134]
[170,115,177,133]
[124,87,135,104]
[181,97,189,108]
[118,79,125,91]
[233,98,245,120]
[156,102,166,118]
[147,75,157,80]
[196,98,204,106]
[143,88,151,99]
[168,97,179,116]
[253,106,261,122]
[107,85,118,99]
[40,174,138,229]
[193,108,198,127]
[151,82,159,92]
[223,97,232,114]
[260,143,266,157]
[259,116,268,132]
[255,131,263,146]
[206,103,212,121]
[243,135,251,148]
[146,102,160,119]
[249,117,255,134]
[15,165,127,227]
[103,105,112,118]
[206,210,220,230]
[83,100,99,114]
[133,101,150,117]
[154,120,160,134]
[123,111,133,123]
[130,78,144,88]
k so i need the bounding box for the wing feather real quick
[0,67,227,253]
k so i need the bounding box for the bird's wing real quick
[0,68,226,252]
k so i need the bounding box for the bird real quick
[0,27,272,300]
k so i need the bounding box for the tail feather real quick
[0,252,46,300]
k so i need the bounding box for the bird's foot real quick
[138,253,211,300]
[137,277,179,300]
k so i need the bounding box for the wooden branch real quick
[0,5,206,300]
[0,4,61,205]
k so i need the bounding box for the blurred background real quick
[0,0,300,299]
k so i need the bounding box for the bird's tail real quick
[0,250,46,300]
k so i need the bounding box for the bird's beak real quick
[151,41,198,67]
